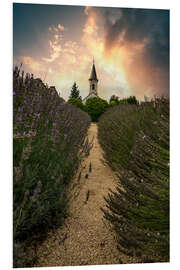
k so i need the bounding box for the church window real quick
[92,84,95,90]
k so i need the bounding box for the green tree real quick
[109,95,119,103]
[85,97,109,122]
[119,98,128,104]
[119,96,139,105]
[126,96,139,104]
[69,82,81,99]
[68,97,84,110]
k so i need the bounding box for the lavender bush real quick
[13,66,91,267]
[98,101,169,263]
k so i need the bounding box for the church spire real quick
[89,59,98,81]
[82,59,99,104]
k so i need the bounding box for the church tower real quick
[82,60,99,104]
[89,60,98,96]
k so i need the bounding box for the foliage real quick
[68,97,84,110]
[119,96,139,105]
[109,95,139,107]
[98,101,169,263]
[109,100,118,107]
[109,95,119,103]
[85,97,109,122]
[69,82,81,99]
[13,66,91,267]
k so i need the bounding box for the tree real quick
[85,97,109,122]
[68,97,84,110]
[109,95,119,103]
[126,96,139,104]
[109,100,118,107]
[119,96,139,105]
[69,82,81,99]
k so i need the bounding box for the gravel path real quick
[34,123,130,267]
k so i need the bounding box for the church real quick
[83,61,99,104]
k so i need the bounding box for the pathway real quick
[34,123,130,267]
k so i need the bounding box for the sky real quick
[13,3,169,101]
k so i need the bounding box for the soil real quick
[33,123,136,267]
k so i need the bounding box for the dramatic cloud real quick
[102,8,169,97]
[13,4,169,101]
[58,24,65,31]
[20,56,42,72]
[42,39,62,63]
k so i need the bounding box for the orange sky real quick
[13,4,169,101]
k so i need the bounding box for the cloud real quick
[104,8,169,69]
[84,6,91,15]
[58,24,65,31]
[21,56,41,71]
[84,7,169,99]
[42,37,62,63]
[15,7,169,101]
[48,23,66,33]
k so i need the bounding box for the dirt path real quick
[34,123,124,267]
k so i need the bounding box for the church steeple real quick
[82,59,99,104]
[89,60,98,95]
[89,63,98,81]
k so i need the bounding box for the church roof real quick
[89,63,98,81]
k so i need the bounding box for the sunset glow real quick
[13,4,169,101]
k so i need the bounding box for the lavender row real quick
[13,66,91,267]
[98,101,169,263]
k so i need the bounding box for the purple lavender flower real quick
[37,105,40,112]
[23,131,26,136]
[37,113,40,118]
[61,191,65,196]
[18,107,23,112]
[64,134,67,137]
[17,116,22,121]
[33,187,40,195]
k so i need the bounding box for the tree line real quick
[68,82,138,122]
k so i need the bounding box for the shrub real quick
[98,101,169,263]
[13,66,91,267]
[109,95,119,104]
[68,97,84,110]
[85,97,109,122]
[109,100,118,107]
[119,96,139,105]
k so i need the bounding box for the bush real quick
[109,100,118,107]
[119,96,139,105]
[13,66,91,267]
[85,97,109,122]
[98,101,169,263]
[68,97,84,110]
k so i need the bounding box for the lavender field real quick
[13,66,91,267]
[13,65,169,266]
[98,101,169,263]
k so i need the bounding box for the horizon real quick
[13,3,169,101]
